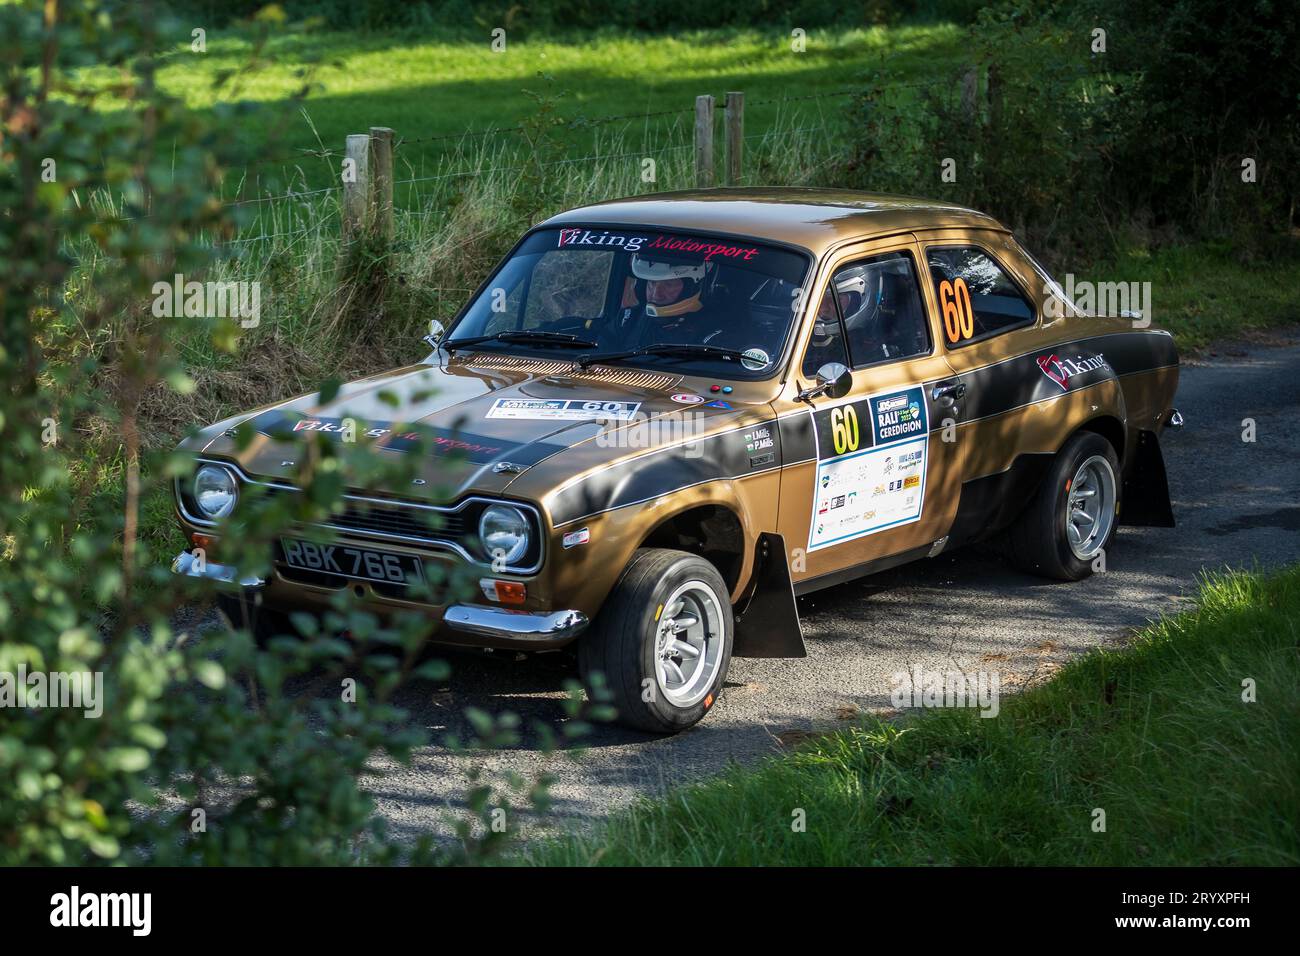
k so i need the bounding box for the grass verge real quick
[1083,240,1300,352]
[526,565,1300,865]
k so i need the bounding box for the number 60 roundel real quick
[829,405,860,455]
[939,277,974,344]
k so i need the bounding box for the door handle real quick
[931,381,967,407]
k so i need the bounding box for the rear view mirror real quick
[798,362,852,402]
[422,319,446,350]
[818,362,853,399]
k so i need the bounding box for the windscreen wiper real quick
[444,330,598,351]
[577,342,753,369]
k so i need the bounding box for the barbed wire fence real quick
[70,77,959,269]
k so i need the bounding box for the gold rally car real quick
[173,188,1181,733]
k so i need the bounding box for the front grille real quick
[258,484,466,546]
[328,501,467,542]
[181,459,543,573]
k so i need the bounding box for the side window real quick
[928,246,1035,347]
[836,252,930,366]
[802,286,849,377]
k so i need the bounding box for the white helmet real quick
[812,273,869,343]
[834,273,867,298]
[630,254,708,283]
[631,254,713,317]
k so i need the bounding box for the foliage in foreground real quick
[0,0,584,867]
[529,565,1300,865]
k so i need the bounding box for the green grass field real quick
[140,24,964,194]
[526,566,1300,866]
[130,21,1300,355]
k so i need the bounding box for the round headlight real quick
[479,504,530,566]
[193,464,238,519]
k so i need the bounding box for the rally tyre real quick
[578,548,734,734]
[215,593,294,644]
[1005,431,1121,581]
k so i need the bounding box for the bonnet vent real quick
[452,353,680,390]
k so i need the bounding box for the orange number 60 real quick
[939,278,974,343]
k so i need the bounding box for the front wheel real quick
[215,592,294,644]
[578,548,734,733]
[1004,431,1121,581]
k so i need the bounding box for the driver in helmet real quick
[605,253,722,348]
[803,274,866,373]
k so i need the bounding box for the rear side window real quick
[927,246,1035,348]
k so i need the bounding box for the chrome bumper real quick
[171,550,265,589]
[171,551,585,647]
[443,605,589,644]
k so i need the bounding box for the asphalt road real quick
[250,334,1300,845]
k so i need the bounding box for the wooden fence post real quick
[368,126,395,244]
[694,94,715,188]
[342,133,370,239]
[725,91,744,186]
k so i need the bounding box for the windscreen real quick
[446,227,811,378]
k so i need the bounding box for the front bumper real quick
[171,549,266,589]
[170,550,587,648]
[442,605,589,644]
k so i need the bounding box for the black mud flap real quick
[733,532,807,658]
[1120,430,1175,528]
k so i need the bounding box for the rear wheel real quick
[578,548,733,733]
[1005,431,1120,581]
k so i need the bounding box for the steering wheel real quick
[537,315,593,335]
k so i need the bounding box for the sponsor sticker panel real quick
[486,398,641,421]
[808,385,930,551]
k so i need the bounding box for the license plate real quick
[279,538,425,586]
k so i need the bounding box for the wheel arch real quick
[639,502,748,597]
[634,504,805,660]
[1073,414,1127,466]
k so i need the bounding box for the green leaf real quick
[194,660,226,690]
[105,748,151,773]
[318,378,342,404]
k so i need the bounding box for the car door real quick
[916,229,1050,486]
[774,234,965,590]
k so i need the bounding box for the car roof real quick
[541,187,1007,256]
